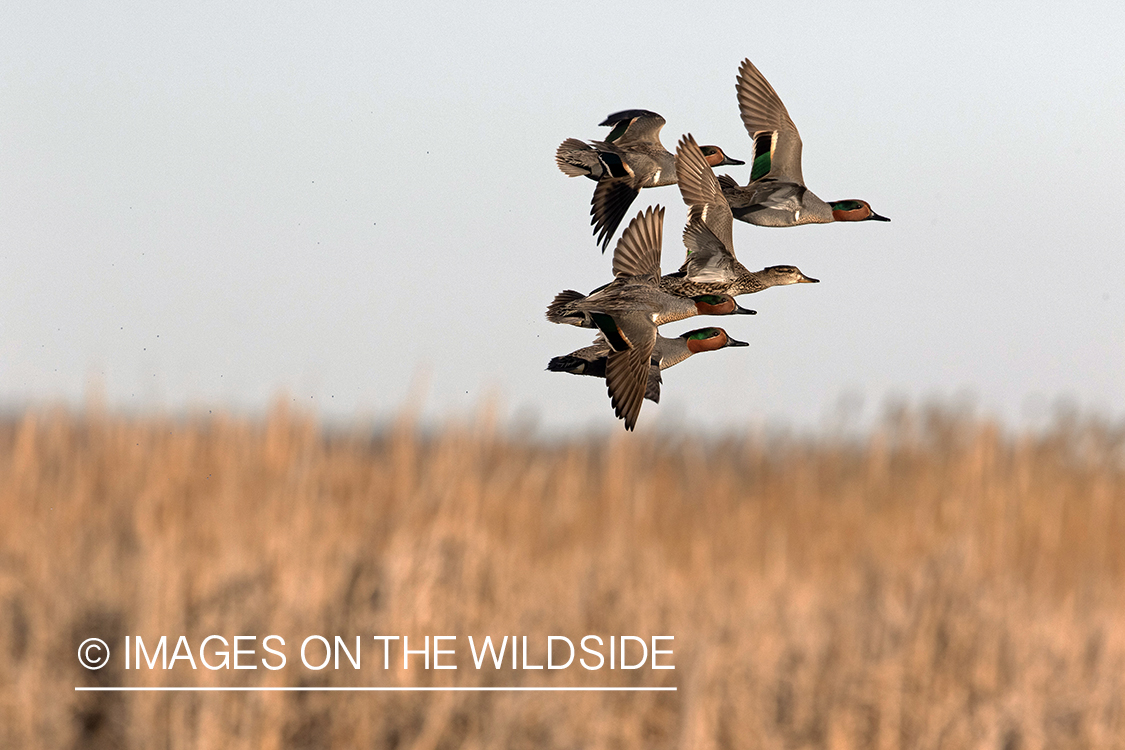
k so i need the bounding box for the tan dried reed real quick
[1,401,1122,749]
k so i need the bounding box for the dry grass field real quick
[1,401,1123,749]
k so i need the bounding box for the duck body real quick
[547,287,755,329]
[556,110,743,251]
[720,58,889,227]
[659,262,818,299]
[663,134,820,299]
[555,110,677,186]
[548,327,749,404]
[718,175,836,226]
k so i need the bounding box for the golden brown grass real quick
[1,401,1123,749]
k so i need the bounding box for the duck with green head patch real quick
[660,135,821,299]
[548,327,749,405]
[555,109,743,252]
[717,58,890,227]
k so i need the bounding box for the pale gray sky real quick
[3,1,1123,432]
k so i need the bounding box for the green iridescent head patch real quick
[693,295,726,305]
[686,328,720,341]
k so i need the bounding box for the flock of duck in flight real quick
[544,58,890,430]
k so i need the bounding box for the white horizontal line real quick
[75,686,676,692]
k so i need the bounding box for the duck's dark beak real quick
[867,211,891,222]
[726,336,750,347]
[734,302,757,315]
[720,155,745,166]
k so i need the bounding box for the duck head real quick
[691,294,757,317]
[758,265,820,287]
[699,145,745,168]
[829,199,890,222]
[682,327,750,353]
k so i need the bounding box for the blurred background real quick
[3,406,1124,747]
[3,0,1124,747]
